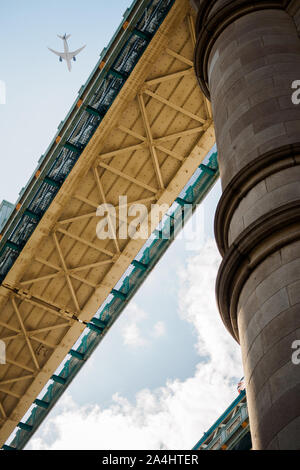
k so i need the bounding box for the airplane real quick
[48,34,86,72]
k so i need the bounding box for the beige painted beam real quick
[93,167,120,253]
[0,376,34,387]
[143,89,206,124]
[153,126,206,144]
[137,94,165,189]
[145,68,193,86]
[56,228,115,258]
[98,161,158,194]
[11,298,40,371]
[187,14,196,47]
[99,143,146,160]
[0,404,7,419]
[165,48,193,66]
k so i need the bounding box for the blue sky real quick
[0,1,243,450]
[0,0,130,204]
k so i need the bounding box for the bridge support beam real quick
[192,0,300,449]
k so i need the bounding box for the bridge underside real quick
[0,0,214,446]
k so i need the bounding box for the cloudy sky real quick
[24,190,244,450]
[27,229,243,450]
[0,1,243,450]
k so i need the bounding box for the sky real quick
[0,0,130,204]
[1,1,243,450]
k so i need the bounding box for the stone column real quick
[192,0,300,449]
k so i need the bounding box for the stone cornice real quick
[216,202,300,342]
[215,143,300,256]
[193,0,292,98]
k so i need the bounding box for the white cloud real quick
[123,303,148,323]
[123,323,147,348]
[121,304,166,347]
[178,239,241,375]
[28,239,243,450]
[121,303,148,347]
[152,321,166,338]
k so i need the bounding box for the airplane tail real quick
[57,34,71,40]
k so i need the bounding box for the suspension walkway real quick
[0,0,217,449]
[193,391,251,451]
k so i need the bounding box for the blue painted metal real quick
[112,289,128,301]
[0,201,14,232]
[51,375,66,386]
[17,423,33,433]
[176,197,192,207]
[34,399,49,410]
[69,350,85,361]
[132,260,148,271]
[200,163,217,176]
[192,390,246,450]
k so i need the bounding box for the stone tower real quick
[192,0,300,450]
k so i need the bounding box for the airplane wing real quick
[69,45,86,57]
[48,47,68,59]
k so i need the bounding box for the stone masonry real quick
[192,0,300,449]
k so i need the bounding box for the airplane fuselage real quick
[62,38,72,72]
[48,34,86,72]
